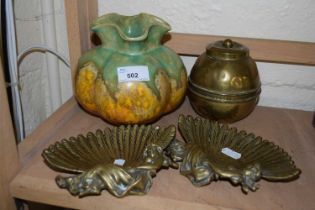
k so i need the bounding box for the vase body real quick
[75,13,187,124]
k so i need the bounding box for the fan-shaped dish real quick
[168,115,301,193]
[42,124,176,197]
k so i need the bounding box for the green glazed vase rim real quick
[91,13,171,42]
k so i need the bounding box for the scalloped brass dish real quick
[168,115,301,193]
[42,124,177,197]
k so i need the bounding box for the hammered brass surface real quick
[188,39,261,123]
[42,124,177,197]
[169,115,301,193]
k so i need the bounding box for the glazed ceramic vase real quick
[75,13,187,124]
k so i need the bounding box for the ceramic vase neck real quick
[91,13,171,55]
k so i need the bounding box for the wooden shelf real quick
[10,98,315,210]
[165,33,315,66]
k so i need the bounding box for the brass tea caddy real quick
[188,39,261,123]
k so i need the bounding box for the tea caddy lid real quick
[206,39,249,60]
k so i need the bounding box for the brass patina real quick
[168,115,301,193]
[188,39,261,123]
[42,124,177,197]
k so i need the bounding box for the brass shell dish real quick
[168,115,301,193]
[42,124,177,197]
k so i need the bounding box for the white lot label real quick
[114,159,125,166]
[117,66,150,82]
[221,147,241,160]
